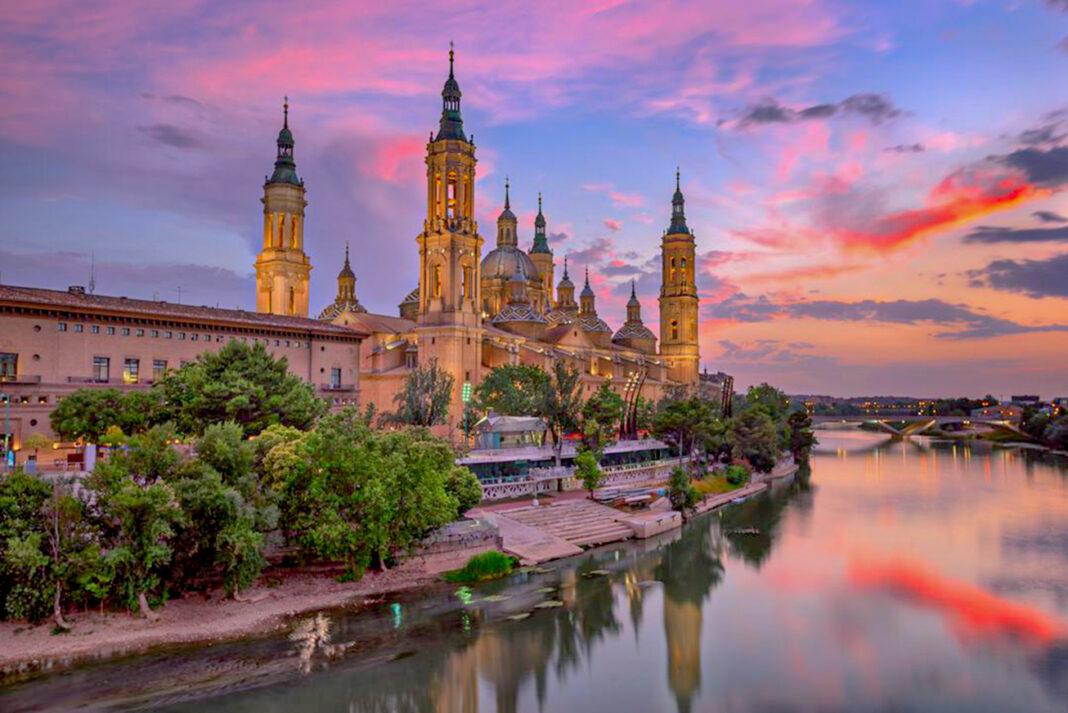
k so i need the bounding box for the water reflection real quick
[5,434,1068,713]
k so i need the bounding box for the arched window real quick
[432,264,443,298]
[446,172,458,218]
[671,320,678,341]
[462,265,472,299]
[680,257,687,282]
[288,286,295,314]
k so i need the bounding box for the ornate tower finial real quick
[449,40,455,77]
[584,266,591,288]
[631,279,637,299]
[538,192,542,212]
[668,167,689,235]
[505,176,510,210]
[676,165,680,191]
[436,42,465,141]
[563,256,569,279]
[284,96,289,129]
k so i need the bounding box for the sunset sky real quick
[2,1,1066,397]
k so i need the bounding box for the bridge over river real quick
[811,414,1025,438]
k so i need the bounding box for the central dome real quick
[481,246,540,282]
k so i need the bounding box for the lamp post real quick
[0,392,9,471]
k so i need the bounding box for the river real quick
[4,431,1068,712]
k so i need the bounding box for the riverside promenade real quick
[470,457,800,564]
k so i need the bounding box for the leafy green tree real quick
[99,425,128,448]
[540,361,584,467]
[0,470,53,622]
[574,449,604,498]
[474,364,549,416]
[745,384,790,423]
[634,396,656,434]
[278,410,458,578]
[384,358,454,427]
[156,340,326,437]
[195,422,254,487]
[50,388,127,442]
[728,406,780,473]
[118,390,164,435]
[445,466,482,516]
[1021,408,1050,442]
[41,480,100,629]
[652,397,721,467]
[99,478,181,618]
[122,424,182,484]
[581,383,624,455]
[787,410,816,461]
[668,467,699,512]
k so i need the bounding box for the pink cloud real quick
[603,218,623,232]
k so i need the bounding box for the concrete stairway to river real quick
[503,500,635,549]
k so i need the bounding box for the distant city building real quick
[970,405,1024,423]
[1010,395,1041,405]
[0,284,366,451]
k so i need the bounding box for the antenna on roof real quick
[88,251,96,294]
[176,286,183,304]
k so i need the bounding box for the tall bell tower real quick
[659,169,700,385]
[416,45,484,425]
[255,98,311,317]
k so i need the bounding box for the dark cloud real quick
[962,224,1068,244]
[1019,124,1065,146]
[137,123,205,149]
[992,146,1068,187]
[967,253,1068,298]
[884,143,925,153]
[1033,210,1067,223]
[1048,0,1068,12]
[737,93,904,128]
[704,293,1068,339]
[601,262,642,276]
[140,92,206,110]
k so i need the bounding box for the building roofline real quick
[0,284,369,340]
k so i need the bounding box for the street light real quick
[0,392,10,470]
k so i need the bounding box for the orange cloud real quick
[833,170,1045,253]
[849,558,1067,646]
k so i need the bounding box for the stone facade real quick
[0,285,366,452]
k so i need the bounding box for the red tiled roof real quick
[0,284,368,339]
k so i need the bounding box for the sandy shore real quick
[0,545,485,679]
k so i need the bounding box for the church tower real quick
[659,169,700,385]
[255,99,311,317]
[415,46,483,423]
[529,192,554,307]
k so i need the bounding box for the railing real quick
[1,374,41,384]
[319,383,356,392]
[480,477,559,501]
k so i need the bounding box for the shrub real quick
[668,467,699,512]
[445,467,482,516]
[443,550,518,583]
[724,464,751,486]
[574,449,604,496]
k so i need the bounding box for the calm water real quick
[5,431,1068,712]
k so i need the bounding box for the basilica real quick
[253,49,701,427]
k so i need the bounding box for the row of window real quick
[0,394,50,405]
[91,356,173,384]
[55,323,312,349]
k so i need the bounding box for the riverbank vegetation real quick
[2,343,480,630]
[442,551,518,583]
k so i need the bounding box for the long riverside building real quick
[0,284,367,452]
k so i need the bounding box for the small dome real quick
[578,314,612,334]
[481,246,540,282]
[613,322,656,341]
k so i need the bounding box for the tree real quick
[787,410,816,461]
[728,406,779,473]
[156,340,326,437]
[50,388,127,442]
[278,410,458,578]
[384,358,454,427]
[457,402,480,447]
[652,397,721,468]
[581,383,624,455]
[634,396,656,435]
[41,479,98,629]
[1044,416,1068,450]
[668,467,698,512]
[22,433,53,465]
[99,425,128,448]
[574,449,604,498]
[99,479,181,618]
[745,384,790,423]
[445,466,482,517]
[540,361,584,467]
[474,364,549,416]
[0,470,52,622]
